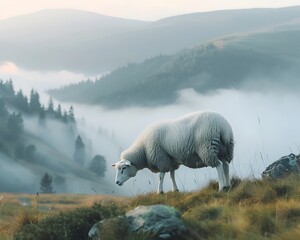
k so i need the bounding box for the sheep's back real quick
[164,111,234,163]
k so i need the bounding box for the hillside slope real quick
[1,7,300,73]
[49,29,300,108]
[0,83,119,194]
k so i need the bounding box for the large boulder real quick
[89,204,188,240]
[262,153,300,179]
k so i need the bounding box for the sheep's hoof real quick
[222,186,230,192]
[174,189,179,192]
[159,191,164,194]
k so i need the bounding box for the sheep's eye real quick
[121,167,126,173]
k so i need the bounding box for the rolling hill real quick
[1,7,300,74]
[48,29,300,108]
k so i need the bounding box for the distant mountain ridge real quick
[48,29,300,108]
[1,7,300,73]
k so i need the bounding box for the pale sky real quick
[1,0,300,21]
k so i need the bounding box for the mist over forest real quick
[49,29,300,108]
[1,6,300,195]
[0,80,121,194]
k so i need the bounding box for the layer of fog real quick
[0,153,39,192]
[72,88,300,195]
[0,63,122,194]
[2,63,300,195]
[0,114,123,194]
[0,61,104,100]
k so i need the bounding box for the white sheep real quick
[112,111,234,193]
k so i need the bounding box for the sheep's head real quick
[112,159,137,186]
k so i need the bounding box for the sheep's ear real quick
[125,161,132,166]
[112,163,116,167]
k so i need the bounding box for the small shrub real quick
[273,184,292,198]
[230,180,254,203]
[203,180,219,191]
[230,176,242,189]
[14,203,122,240]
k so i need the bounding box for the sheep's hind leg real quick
[157,172,165,194]
[170,170,179,192]
[222,161,230,190]
[216,160,226,191]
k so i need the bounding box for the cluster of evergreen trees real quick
[0,79,75,124]
[49,41,288,108]
[73,135,107,178]
[38,136,107,194]
[0,97,24,142]
[1,79,108,193]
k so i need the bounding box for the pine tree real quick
[68,106,75,123]
[7,112,24,139]
[89,155,107,177]
[24,144,36,162]
[15,90,29,112]
[56,104,62,119]
[73,135,85,165]
[4,79,14,96]
[29,89,41,113]
[40,172,54,193]
[38,105,46,127]
[62,110,68,123]
[0,98,8,118]
[47,97,55,116]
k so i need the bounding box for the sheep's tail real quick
[220,122,234,163]
[225,137,234,163]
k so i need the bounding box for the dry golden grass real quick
[1,174,300,239]
[0,192,126,239]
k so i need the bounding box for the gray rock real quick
[89,221,102,240]
[125,205,187,239]
[262,153,300,179]
[88,204,188,240]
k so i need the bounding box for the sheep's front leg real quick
[157,172,165,194]
[170,170,179,192]
[216,160,226,191]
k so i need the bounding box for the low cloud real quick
[72,87,300,195]
[2,66,300,195]
[0,61,102,103]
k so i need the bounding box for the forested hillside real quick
[0,80,110,193]
[49,30,300,108]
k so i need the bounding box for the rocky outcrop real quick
[89,204,188,240]
[262,153,300,179]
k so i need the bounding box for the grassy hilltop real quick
[1,174,300,240]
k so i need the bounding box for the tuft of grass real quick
[246,206,277,237]
[275,200,300,227]
[184,204,223,221]
[13,207,40,232]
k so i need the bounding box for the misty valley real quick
[1,6,300,196]
[0,4,299,200]
[1,4,300,240]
